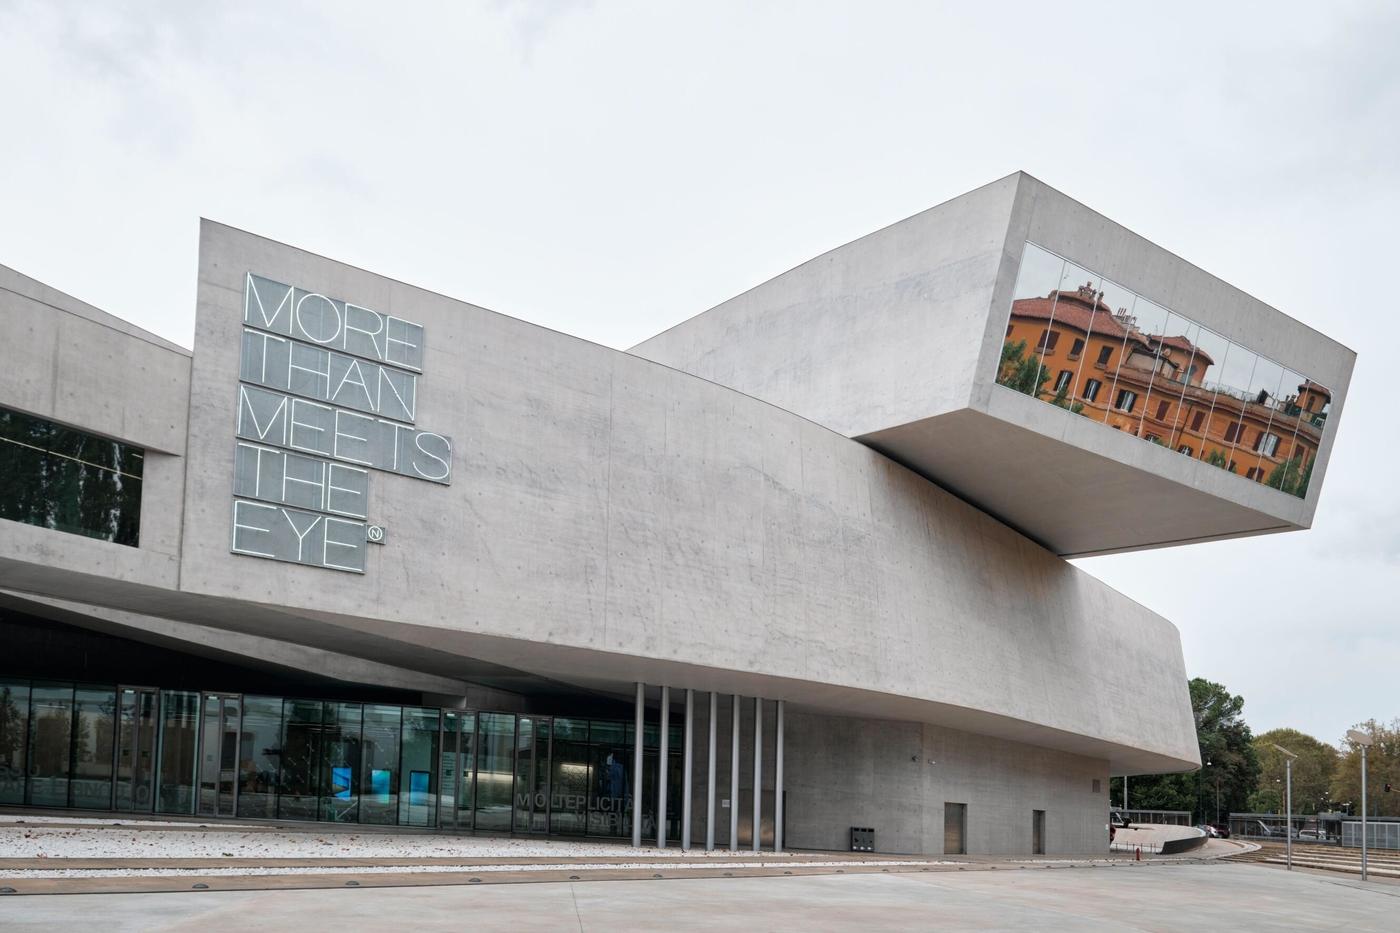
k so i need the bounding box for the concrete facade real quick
[0,177,1348,855]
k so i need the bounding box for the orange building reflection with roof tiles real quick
[999,282,1327,497]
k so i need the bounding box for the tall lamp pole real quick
[1347,729,1375,882]
[1272,744,1297,871]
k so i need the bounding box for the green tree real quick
[1049,382,1085,414]
[997,339,1051,399]
[1296,454,1315,498]
[1265,455,1306,496]
[1248,787,1283,813]
[1330,719,1400,817]
[1252,728,1338,815]
[1205,449,1229,469]
[1109,678,1261,822]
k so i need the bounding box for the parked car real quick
[1208,822,1230,839]
[1109,809,1131,829]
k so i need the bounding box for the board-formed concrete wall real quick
[684,697,1109,856]
[0,263,190,592]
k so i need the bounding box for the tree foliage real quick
[1252,728,1338,814]
[997,340,1051,399]
[1109,678,1260,822]
[1330,719,1400,817]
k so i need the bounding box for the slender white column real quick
[682,689,694,851]
[657,685,670,849]
[730,694,740,852]
[706,692,717,851]
[774,699,785,853]
[632,682,644,848]
[752,696,763,853]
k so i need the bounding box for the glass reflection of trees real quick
[996,242,1329,498]
[0,407,143,545]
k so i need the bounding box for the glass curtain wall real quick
[0,676,678,838]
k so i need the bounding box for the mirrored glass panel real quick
[277,699,323,820]
[998,243,1067,401]
[70,686,115,809]
[320,702,362,823]
[359,704,400,825]
[398,707,439,827]
[1086,277,1137,426]
[550,718,589,836]
[0,680,30,806]
[475,712,515,832]
[994,241,1327,497]
[588,719,632,838]
[27,683,73,807]
[155,691,200,814]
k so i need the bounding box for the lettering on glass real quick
[231,272,453,573]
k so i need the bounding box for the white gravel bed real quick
[0,859,940,879]
[0,821,808,861]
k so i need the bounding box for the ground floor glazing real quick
[0,678,686,840]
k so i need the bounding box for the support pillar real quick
[774,699,785,853]
[706,692,717,852]
[682,688,694,851]
[729,694,740,852]
[657,685,670,849]
[752,696,762,853]
[632,682,644,848]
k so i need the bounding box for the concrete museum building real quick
[0,174,1353,856]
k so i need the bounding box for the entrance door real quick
[514,716,551,833]
[943,802,966,855]
[198,694,241,817]
[439,711,476,830]
[113,687,158,812]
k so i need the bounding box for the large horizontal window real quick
[0,407,144,545]
[995,242,1329,500]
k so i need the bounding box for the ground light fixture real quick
[1345,729,1375,881]
[1271,744,1298,870]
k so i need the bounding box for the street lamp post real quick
[1347,729,1375,882]
[1272,744,1297,871]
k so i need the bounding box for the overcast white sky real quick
[2,1,1396,750]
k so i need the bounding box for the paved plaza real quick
[3,861,1397,932]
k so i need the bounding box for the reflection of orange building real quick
[1000,284,1327,493]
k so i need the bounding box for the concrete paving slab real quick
[1,862,1396,932]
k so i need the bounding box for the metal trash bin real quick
[850,826,875,852]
